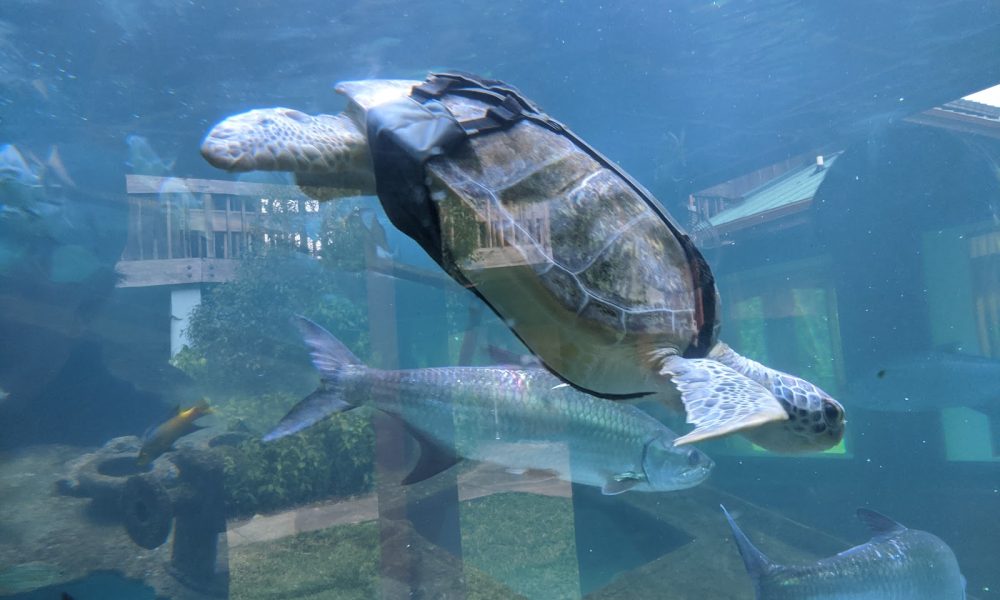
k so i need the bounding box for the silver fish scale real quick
[353,366,666,478]
[364,368,650,438]
[756,530,966,599]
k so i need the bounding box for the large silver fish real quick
[848,350,1000,412]
[722,505,966,599]
[265,317,714,494]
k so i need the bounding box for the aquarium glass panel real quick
[1,2,998,599]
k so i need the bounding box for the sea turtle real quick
[200,72,845,452]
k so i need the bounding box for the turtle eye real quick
[822,401,842,424]
[687,449,702,466]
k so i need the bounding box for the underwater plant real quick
[171,208,378,514]
[175,222,369,396]
[220,410,375,516]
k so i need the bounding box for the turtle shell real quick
[425,94,718,398]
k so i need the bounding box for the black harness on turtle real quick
[366,71,718,361]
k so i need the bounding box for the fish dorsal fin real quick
[486,344,542,368]
[721,505,775,580]
[856,508,906,541]
[399,420,462,485]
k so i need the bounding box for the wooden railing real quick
[117,175,338,287]
[115,174,456,290]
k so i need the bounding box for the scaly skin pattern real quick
[427,102,700,401]
[200,108,376,190]
[338,365,712,492]
[755,530,966,599]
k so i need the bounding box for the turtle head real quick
[201,80,425,192]
[746,375,845,453]
[200,107,376,193]
[709,342,845,453]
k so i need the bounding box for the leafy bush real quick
[221,409,375,517]
[175,246,368,395]
[174,206,379,514]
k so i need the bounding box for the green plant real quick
[173,208,380,513]
[221,409,375,516]
[175,247,368,395]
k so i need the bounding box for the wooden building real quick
[697,98,1000,462]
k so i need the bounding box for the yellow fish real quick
[137,399,212,466]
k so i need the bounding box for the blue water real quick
[1,1,999,598]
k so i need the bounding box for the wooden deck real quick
[116,173,565,288]
[116,257,238,288]
[115,174,460,289]
[116,174,341,287]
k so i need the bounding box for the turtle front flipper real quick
[659,354,788,446]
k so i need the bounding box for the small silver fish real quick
[138,399,212,466]
[126,135,174,176]
[722,505,966,599]
[0,144,44,219]
[265,316,714,494]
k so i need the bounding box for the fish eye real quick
[823,401,842,423]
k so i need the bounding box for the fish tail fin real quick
[721,505,775,582]
[262,316,365,442]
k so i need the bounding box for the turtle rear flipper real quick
[660,355,788,446]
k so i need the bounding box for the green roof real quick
[709,153,838,228]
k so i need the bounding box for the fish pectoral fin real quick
[660,355,788,446]
[505,467,558,480]
[602,472,644,495]
[262,387,355,442]
[400,423,461,486]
